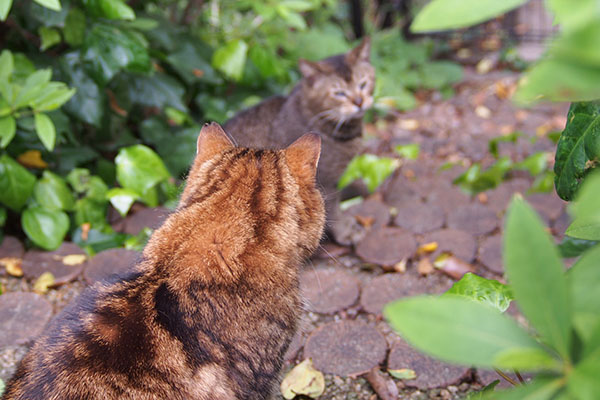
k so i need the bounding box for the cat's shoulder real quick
[224,95,287,147]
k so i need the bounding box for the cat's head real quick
[298,38,374,135]
[178,123,325,263]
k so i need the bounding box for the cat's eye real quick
[359,81,367,90]
[334,90,347,97]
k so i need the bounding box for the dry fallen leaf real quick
[478,192,488,204]
[62,254,87,266]
[33,272,55,294]
[398,119,420,131]
[416,242,438,255]
[81,223,91,241]
[476,58,494,75]
[417,258,434,276]
[389,368,417,380]
[280,359,325,400]
[17,150,48,169]
[393,259,407,273]
[355,215,375,229]
[475,105,491,119]
[366,367,399,400]
[2,257,23,277]
[434,254,475,280]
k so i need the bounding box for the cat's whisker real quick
[333,116,347,136]
[308,109,337,127]
[306,258,324,294]
[316,243,347,270]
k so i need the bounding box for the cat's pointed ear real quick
[298,59,321,78]
[285,133,321,180]
[347,37,371,63]
[196,122,235,161]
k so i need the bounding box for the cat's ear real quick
[298,59,321,78]
[284,133,321,180]
[196,122,235,161]
[347,37,371,63]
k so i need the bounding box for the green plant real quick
[385,175,600,398]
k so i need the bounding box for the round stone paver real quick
[394,203,445,234]
[422,229,478,262]
[0,292,53,347]
[21,242,86,285]
[84,248,140,284]
[388,340,470,390]
[360,272,453,314]
[123,207,170,235]
[304,320,387,376]
[0,236,24,259]
[526,193,566,224]
[426,184,471,213]
[486,178,530,213]
[478,234,503,274]
[356,227,417,266]
[331,199,391,246]
[300,269,360,314]
[447,204,498,236]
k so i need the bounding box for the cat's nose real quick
[352,96,363,108]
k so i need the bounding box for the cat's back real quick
[223,95,286,148]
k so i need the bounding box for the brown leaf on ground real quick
[2,257,23,277]
[355,214,375,228]
[434,254,476,280]
[17,150,48,168]
[417,258,434,276]
[366,367,399,400]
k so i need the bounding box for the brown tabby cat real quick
[2,123,325,400]
[224,38,374,233]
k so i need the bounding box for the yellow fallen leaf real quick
[62,254,87,266]
[17,150,48,169]
[1,257,23,277]
[281,358,325,400]
[33,272,55,294]
[388,368,416,380]
[417,242,438,255]
[393,259,407,273]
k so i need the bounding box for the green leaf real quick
[74,198,107,229]
[106,187,138,216]
[383,295,541,368]
[388,369,416,380]
[72,226,127,254]
[488,132,521,158]
[113,73,186,112]
[0,154,36,211]
[212,39,248,81]
[39,26,61,50]
[492,347,561,371]
[82,23,151,85]
[115,145,170,203]
[0,50,13,80]
[568,350,600,400]
[566,217,600,240]
[419,61,463,89]
[34,112,56,151]
[14,69,52,108]
[395,144,420,160]
[33,171,75,211]
[504,196,571,358]
[83,0,135,20]
[411,0,527,32]
[513,152,549,176]
[565,172,600,240]
[567,245,600,324]
[480,377,563,400]
[0,115,16,148]
[553,102,600,201]
[0,0,12,21]
[33,0,61,11]
[22,206,69,250]
[338,154,399,193]
[445,273,514,313]
[165,42,221,85]
[31,84,76,112]
[557,236,599,258]
[276,6,307,30]
[0,206,6,227]
[64,7,86,47]
[453,157,513,195]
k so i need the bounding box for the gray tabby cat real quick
[224,38,374,236]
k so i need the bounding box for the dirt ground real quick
[0,67,569,399]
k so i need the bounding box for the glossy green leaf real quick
[0,207,6,227]
[72,226,127,254]
[480,377,563,400]
[488,132,521,158]
[31,82,76,112]
[276,6,306,30]
[338,154,399,193]
[395,144,420,160]
[453,157,513,195]
[0,115,16,148]
[113,73,186,112]
[33,0,61,11]
[212,39,248,81]
[504,197,571,358]
[0,50,13,79]
[384,295,541,368]
[445,273,514,312]
[107,187,138,216]
[557,236,598,258]
[115,145,170,201]
[165,42,221,85]
[567,245,600,323]
[411,0,527,32]
[566,218,600,240]
[34,112,56,151]
[39,26,61,50]
[33,171,75,211]
[64,8,85,46]
[553,102,600,201]
[14,69,51,108]
[83,0,135,20]
[22,206,69,250]
[0,154,36,211]
[513,152,549,176]
[74,198,107,228]
[0,0,13,20]
[493,347,560,371]
[82,23,151,85]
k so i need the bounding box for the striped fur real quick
[2,123,325,400]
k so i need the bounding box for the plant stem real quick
[494,369,518,386]
[514,370,525,384]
